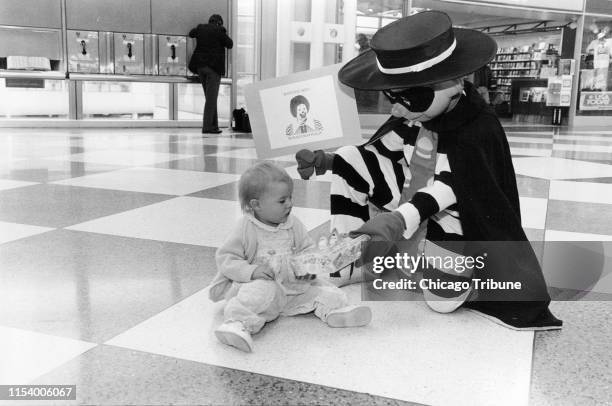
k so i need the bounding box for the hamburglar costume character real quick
[295,11,562,331]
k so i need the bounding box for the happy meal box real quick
[289,232,370,276]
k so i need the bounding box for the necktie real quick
[399,127,438,262]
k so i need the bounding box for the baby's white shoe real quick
[326,305,372,328]
[215,321,253,352]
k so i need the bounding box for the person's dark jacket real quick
[189,23,233,76]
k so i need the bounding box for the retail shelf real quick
[492,75,539,79]
[491,60,539,64]
[495,52,532,55]
[491,68,533,71]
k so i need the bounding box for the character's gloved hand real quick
[349,211,406,267]
[349,211,406,241]
[295,149,335,180]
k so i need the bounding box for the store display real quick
[546,77,562,106]
[489,44,557,103]
[593,68,609,91]
[578,22,612,116]
[580,91,612,110]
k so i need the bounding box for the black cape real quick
[374,81,551,321]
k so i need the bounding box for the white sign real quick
[245,63,361,159]
[259,76,343,149]
[580,92,612,110]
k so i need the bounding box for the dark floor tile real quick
[189,179,331,210]
[155,156,293,174]
[0,159,125,183]
[516,176,550,199]
[134,143,238,156]
[32,345,419,406]
[188,181,239,201]
[0,229,216,343]
[0,183,172,228]
[546,200,612,236]
[554,139,612,146]
[508,142,552,150]
[530,301,612,406]
[561,177,612,184]
[291,179,331,210]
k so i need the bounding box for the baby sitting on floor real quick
[208,162,371,352]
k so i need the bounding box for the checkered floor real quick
[0,126,610,406]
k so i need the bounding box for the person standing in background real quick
[189,14,233,134]
[472,64,494,105]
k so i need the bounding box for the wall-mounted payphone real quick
[67,30,100,73]
[158,35,186,76]
[113,33,144,74]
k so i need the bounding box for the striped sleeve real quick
[404,152,457,223]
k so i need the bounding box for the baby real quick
[209,162,371,352]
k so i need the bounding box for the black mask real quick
[383,87,435,112]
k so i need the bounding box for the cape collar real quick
[422,81,486,133]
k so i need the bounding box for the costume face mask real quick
[388,79,463,122]
[383,87,435,112]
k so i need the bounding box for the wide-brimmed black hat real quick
[339,11,497,90]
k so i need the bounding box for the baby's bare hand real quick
[251,264,275,280]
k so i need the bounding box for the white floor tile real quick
[560,130,612,134]
[510,147,551,157]
[549,181,612,205]
[45,150,195,166]
[67,197,329,247]
[512,157,612,180]
[553,144,612,153]
[545,229,612,241]
[0,179,38,192]
[519,197,547,230]
[207,148,297,162]
[553,134,612,142]
[106,285,533,406]
[0,221,54,245]
[0,326,95,384]
[51,168,240,196]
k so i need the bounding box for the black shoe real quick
[202,129,222,134]
[464,302,563,331]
